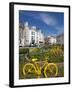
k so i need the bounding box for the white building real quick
[19,22,44,47]
[46,36,56,45]
[56,33,64,45]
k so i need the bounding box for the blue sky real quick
[19,10,64,37]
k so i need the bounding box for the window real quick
[31,36,35,44]
[31,32,35,35]
[26,40,29,42]
[20,39,21,44]
[31,36,35,40]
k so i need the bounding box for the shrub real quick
[48,55,64,63]
[19,48,29,54]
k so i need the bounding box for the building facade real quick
[56,33,64,45]
[19,22,44,47]
[45,36,56,45]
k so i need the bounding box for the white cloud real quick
[39,13,57,26]
[39,13,64,36]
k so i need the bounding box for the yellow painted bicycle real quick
[22,57,58,78]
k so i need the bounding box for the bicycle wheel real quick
[44,63,58,78]
[23,63,38,79]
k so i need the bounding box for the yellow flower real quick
[32,58,38,62]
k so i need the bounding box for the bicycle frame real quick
[23,55,58,78]
[31,60,49,78]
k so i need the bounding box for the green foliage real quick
[47,46,64,63]
[48,55,64,63]
[19,48,29,54]
[19,45,64,79]
[19,45,64,63]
